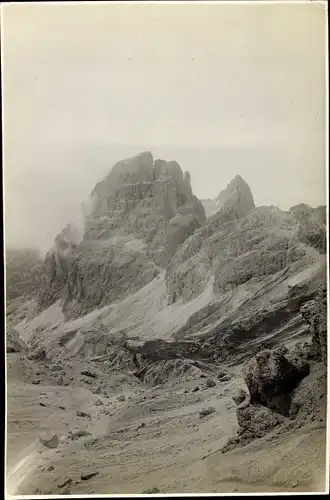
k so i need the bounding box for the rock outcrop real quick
[201,175,255,220]
[290,204,327,253]
[300,286,327,364]
[84,152,205,263]
[37,152,205,318]
[37,224,81,311]
[166,201,325,306]
[289,362,327,423]
[165,177,326,357]
[214,174,255,221]
[242,344,310,416]
[6,326,28,353]
[222,397,285,453]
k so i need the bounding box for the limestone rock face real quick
[84,152,205,264]
[37,224,81,311]
[290,204,326,253]
[166,190,325,306]
[61,239,158,318]
[214,174,255,220]
[289,362,327,423]
[38,152,205,318]
[166,178,325,310]
[166,204,307,304]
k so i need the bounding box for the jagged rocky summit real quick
[166,180,325,307]
[38,152,206,318]
[201,175,254,218]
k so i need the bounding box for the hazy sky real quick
[2,1,327,253]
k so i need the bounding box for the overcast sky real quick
[2,1,327,253]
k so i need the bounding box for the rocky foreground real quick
[6,152,327,494]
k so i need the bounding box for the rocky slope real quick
[6,285,327,495]
[162,182,326,372]
[16,155,326,367]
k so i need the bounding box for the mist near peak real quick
[2,2,326,254]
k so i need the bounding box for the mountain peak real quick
[214,174,255,218]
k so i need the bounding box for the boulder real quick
[76,410,91,418]
[236,402,285,437]
[222,401,285,454]
[242,345,310,416]
[199,407,216,418]
[206,378,216,388]
[39,434,59,449]
[68,429,92,440]
[232,388,249,406]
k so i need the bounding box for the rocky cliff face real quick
[37,224,81,311]
[163,176,326,366]
[290,204,327,254]
[35,152,326,361]
[84,152,205,261]
[31,159,326,381]
[37,152,206,318]
[166,191,325,307]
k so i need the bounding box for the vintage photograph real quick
[2,1,328,495]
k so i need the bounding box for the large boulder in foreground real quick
[222,387,285,453]
[223,288,327,453]
[242,344,310,416]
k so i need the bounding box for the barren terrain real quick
[6,153,328,495]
